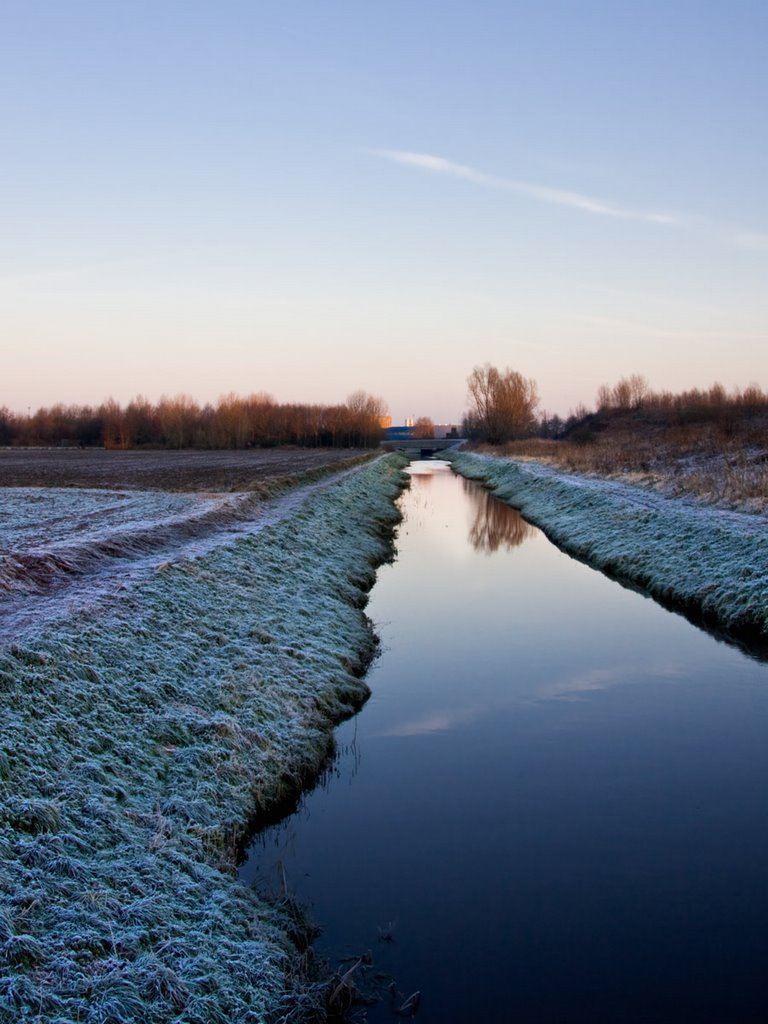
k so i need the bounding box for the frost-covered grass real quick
[484,434,768,512]
[0,488,210,550]
[0,454,408,1023]
[0,489,233,596]
[0,455,378,600]
[446,450,768,650]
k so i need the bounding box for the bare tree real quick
[466,364,539,443]
[597,374,650,411]
[627,374,649,408]
[412,417,435,438]
[157,394,200,448]
[99,398,128,450]
[346,391,388,447]
[124,395,156,447]
[596,383,613,411]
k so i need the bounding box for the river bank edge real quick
[444,450,768,656]
[0,453,410,1023]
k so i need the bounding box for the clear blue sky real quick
[3,0,767,422]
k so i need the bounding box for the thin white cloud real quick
[373,149,681,225]
[374,149,768,252]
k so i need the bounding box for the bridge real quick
[382,437,466,459]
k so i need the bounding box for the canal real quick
[240,460,768,1022]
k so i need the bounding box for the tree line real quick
[0,390,388,449]
[463,364,768,444]
[594,375,768,422]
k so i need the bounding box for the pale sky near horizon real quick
[3,1,767,423]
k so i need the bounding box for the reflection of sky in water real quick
[369,463,740,739]
[243,462,768,1023]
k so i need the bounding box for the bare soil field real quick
[0,447,371,491]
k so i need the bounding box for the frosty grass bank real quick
[445,449,768,650]
[2,446,766,1022]
[0,454,407,1023]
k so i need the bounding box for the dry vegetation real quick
[483,403,768,512]
[462,370,768,510]
[0,447,374,492]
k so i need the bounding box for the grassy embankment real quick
[0,450,379,599]
[445,449,768,654]
[0,453,408,1023]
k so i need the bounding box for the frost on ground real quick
[446,450,768,650]
[0,454,408,1023]
[0,452,376,601]
[0,488,232,597]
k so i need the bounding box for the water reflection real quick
[242,462,768,1024]
[377,704,484,737]
[465,480,535,554]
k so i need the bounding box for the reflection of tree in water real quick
[411,471,434,486]
[465,482,535,553]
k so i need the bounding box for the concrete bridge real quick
[382,437,466,459]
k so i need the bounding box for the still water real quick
[240,461,768,1022]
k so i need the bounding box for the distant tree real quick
[571,403,590,420]
[597,374,649,411]
[99,398,128,449]
[0,406,17,445]
[596,383,613,411]
[412,416,435,438]
[124,395,157,447]
[466,364,539,443]
[537,411,564,439]
[345,391,388,447]
[322,403,351,447]
[246,392,276,446]
[707,382,727,408]
[8,389,393,450]
[628,374,649,408]
[157,394,200,448]
[612,377,633,409]
[214,392,244,448]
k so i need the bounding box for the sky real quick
[2,0,767,423]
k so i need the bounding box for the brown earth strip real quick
[0,447,372,491]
